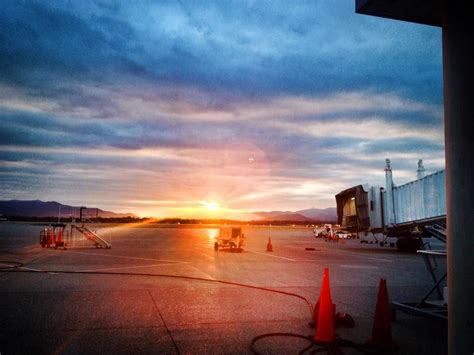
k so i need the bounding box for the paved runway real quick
[0,223,447,354]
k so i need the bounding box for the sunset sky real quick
[0,0,444,218]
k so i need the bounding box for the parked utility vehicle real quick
[214,226,244,251]
[313,224,333,238]
[335,231,352,239]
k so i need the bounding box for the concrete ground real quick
[0,223,447,354]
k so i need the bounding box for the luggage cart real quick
[39,223,68,250]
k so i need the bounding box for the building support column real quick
[442,2,474,353]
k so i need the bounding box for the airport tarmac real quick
[0,223,447,354]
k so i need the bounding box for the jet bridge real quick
[336,159,446,251]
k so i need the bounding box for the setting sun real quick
[205,201,220,211]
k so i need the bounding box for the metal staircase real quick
[392,223,447,322]
[424,223,447,243]
[68,207,112,249]
[73,225,112,249]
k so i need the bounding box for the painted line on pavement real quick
[19,266,44,272]
[340,264,379,269]
[331,249,394,263]
[0,262,44,272]
[81,263,181,272]
[246,249,296,261]
[67,250,188,264]
[187,265,217,280]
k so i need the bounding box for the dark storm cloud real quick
[0,108,266,151]
[0,0,442,100]
[0,1,141,91]
[167,0,442,100]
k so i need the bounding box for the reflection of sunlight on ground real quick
[95,219,158,234]
[74,219,160,246]
[206,229,219,244]
[0,224,448,353]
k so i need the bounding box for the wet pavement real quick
[0,223,447,354]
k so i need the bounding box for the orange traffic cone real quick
[366,278,398,351]
[311,296,321,327]
[266,237,273,252]
[314,268,336,344]
[311,296,337,328]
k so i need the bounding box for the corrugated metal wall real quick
[368,186,383,229]
[389,170,446,224]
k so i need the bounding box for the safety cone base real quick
[312,338,338,346]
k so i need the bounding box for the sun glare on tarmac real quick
[207,229,219,242]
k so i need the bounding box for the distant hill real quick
[0,200,136,218]
[252,211,294,220]
[252,207,336,222]
[295,208,337,221]
[261,213,313,222]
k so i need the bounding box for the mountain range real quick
[251,208,336,222]
[0,200,136,218]
[0,200,336,222]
